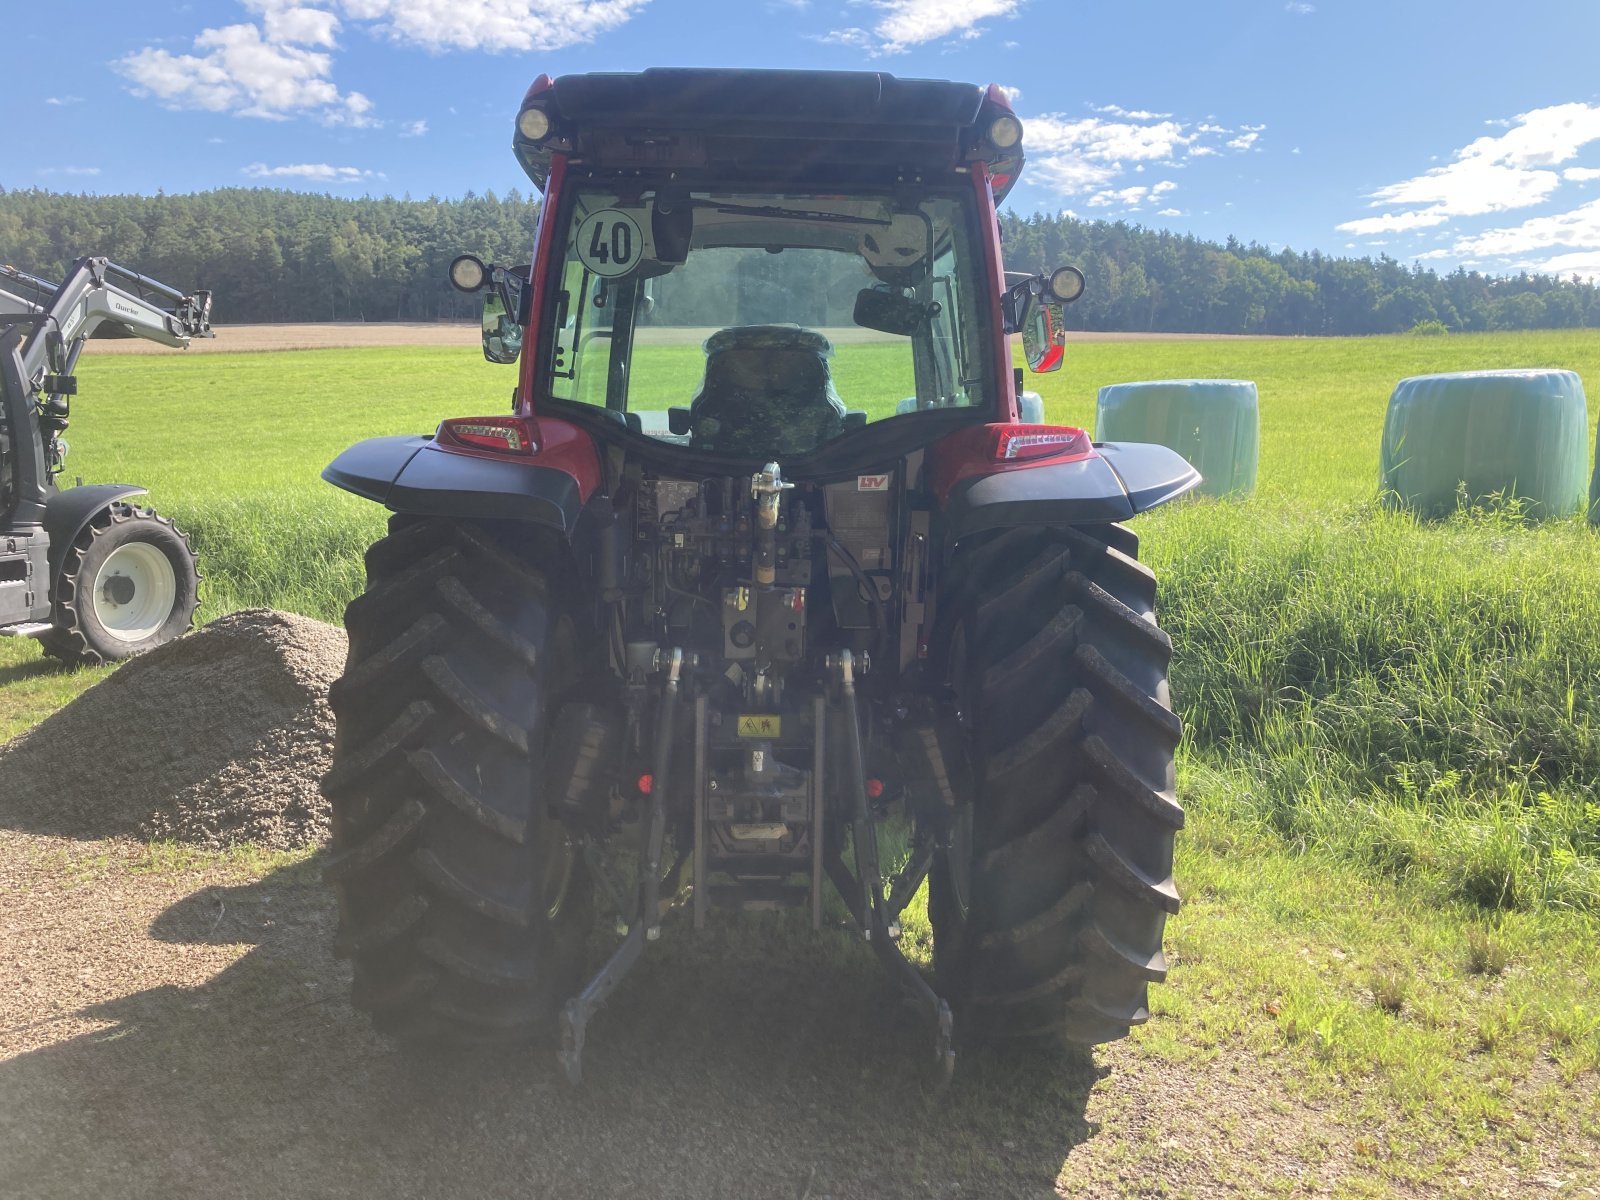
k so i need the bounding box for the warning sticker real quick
[737,714,782,738]
[574,209,644,278]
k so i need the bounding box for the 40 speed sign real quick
[574,209,644,278]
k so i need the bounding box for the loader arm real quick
[1,258,212,382]
[0,257,212,540]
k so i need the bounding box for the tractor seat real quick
[684,325,847,456]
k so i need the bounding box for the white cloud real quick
[1528,250,1600,279]
[1449,198,1600,258]
[996,84,1022,104]
[400,118,428,137]
[119,0,651,125]
[1369,157,1561,216]
[1029,155,1120,195]
[1019,110,1260,201]
[1227,131,1260,151]
[345,0,651,53]
[1341,102,1600,239]
[45,95,84,106]
[1157,207,1184,217]
[249,0,341,46]
[118,18,373,124]
[38,166,102,177]
[820,0,1019,54]
[816,26,872,46]
[1088,186,1148,208]
[1092,103,1173,121]
[1285,1,1314,12]
[1027,115,1196,163]
[1565,166,1600,182]
[242,161,382,182]
[1336,209,1451,235]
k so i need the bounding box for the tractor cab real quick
[447,69,1082,471]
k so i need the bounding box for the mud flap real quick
[940,442,1200,548]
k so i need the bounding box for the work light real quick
[989,114,1023,149]
[517,107,551,141]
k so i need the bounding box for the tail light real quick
[929,422,1096,499]
[438,416,540,456]
[990,424,1093,462]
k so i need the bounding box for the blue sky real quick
[9,0,1600,277]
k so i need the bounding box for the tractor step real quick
[0,622,53,638]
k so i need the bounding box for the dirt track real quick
[0,829,1362,1200]
[82,322,1268,355]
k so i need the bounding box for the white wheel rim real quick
[93,542,178,642]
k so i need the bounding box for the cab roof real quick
[512,68,1024,202]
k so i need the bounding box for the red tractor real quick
[321,69,1198,1082]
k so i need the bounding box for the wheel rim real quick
[93,542,178,642]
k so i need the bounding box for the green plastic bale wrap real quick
[1095,379,1258,497]
[1380,369,1589,519]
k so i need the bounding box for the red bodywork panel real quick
[972,164,1020,424]
[927,423,1097,504]
[430,151,600,505]
[518,152,569,420]
[520,415,602,499]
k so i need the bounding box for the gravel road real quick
[0,827,1357,1200]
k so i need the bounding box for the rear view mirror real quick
[1004,263,1081,372]
[480,293,523,365]
[853,288,927,337]
[652,189,694,265]
[1021,299,1065,373]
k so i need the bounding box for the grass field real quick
[4,329,1599,1194]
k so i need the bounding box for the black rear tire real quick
[41,503,199,666]
[930,523,1183,1045]
[322,516,594,1041]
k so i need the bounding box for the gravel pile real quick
[0,609,347,849]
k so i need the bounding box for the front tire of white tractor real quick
[41,503,200,667]
[322,516,595,1042]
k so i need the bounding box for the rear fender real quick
[938,441,1199,548]
[43,483,147,589]
[322,417,602,537]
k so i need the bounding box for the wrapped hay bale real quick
[1380,369,1588,519]
[1096,379,1258,497]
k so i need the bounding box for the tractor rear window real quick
[541,186,994,457]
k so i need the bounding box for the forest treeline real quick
[0,188,538,324]
[3,186,1597,334]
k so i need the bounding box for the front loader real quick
[319,69,1200,1083]
[0,258,208,663]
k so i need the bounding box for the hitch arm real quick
[833,650,956,1085]
[557,648,684,1084]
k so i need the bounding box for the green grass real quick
[7,329,1599,1189]
[43,335,1600,910]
